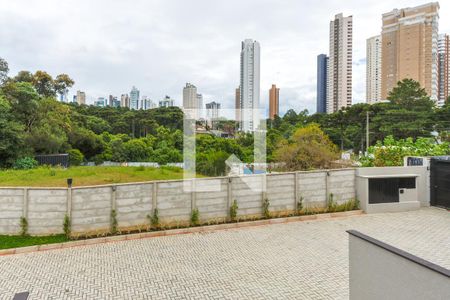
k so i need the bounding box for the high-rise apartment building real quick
[183,83,200,119]
[159,95,174,108]
[438,34,449,107]
[239,39,260,131]
[316,54,328,113]
[366,35,382,104]
[108,95,120,107]
[94,97,106,107]
[76,90,86,105]
[206,101,221,120]
[327,13,353,113]
[120,94,130,108]
[381,2,439,102]
[130,86,140,110]
[269,84,279,120]
[206,101,221,129]
[235,87,241,122]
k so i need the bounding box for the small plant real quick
[262,198,270,219]
[147,208,160,229]
[110,209,118,234]
[63,214,71,238]
[327,193,337,212]
[13,157,38,170]
[296,197,304,215]
[20,216,28,236]
[190,208,200,226]
[230,200,238,222]
[136,165,145,171]
[352,198,360,210]
[49,169,56,176]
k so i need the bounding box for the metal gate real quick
[430,157,450,209]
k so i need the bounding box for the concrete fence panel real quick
[27,189,67,235]
[157,181,191,223]
[0,189,24,234]
[71,187,112,233]
[267,173,296,212]
[232,175,264,216]
[328,169,356,203]
[195,178,229,221]
[115,183,153,228]
[298,171,327,206]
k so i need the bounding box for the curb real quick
[0,210,364,256]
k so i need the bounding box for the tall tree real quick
[0,96,26,166]
[33,70,55,97]
[0,57,9,85]
[54,74,75,100]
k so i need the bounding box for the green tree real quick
[273,124,339,171]
[33,71,55,97]
[0,96,26,166]
[54,74,74,100]
[13,70,34,83]
[68,149,84,166]
[0,57,9,85]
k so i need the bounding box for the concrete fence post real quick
[325,171,330,204]
[22,188,28,219]
[67,188,72,218]
[294,172,299,211]
[191,179,196,211]
[111,186,117,211]
[227,177,233,212]
[262,175,267,214]
[152,182,158,211]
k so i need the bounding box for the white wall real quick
[0,169,357,235]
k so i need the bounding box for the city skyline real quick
[3,0,450,115]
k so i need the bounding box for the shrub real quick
[262,198,270,219]
[68,149,84,166]
[190,208,200,226]
[20,216,28,236]
[327,193,336,212]
[63,214,71,238]
[230,200,238,222]
[13,157,38,170]
[148,208,160,229]
[296,197,303,215]
[110,209,118,234]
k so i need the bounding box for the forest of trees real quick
[0,57,449,175]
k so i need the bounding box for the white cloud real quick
[1,0,449,113]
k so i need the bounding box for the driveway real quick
[0,208,448,299]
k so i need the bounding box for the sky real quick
[1,0,449,116]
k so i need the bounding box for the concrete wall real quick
[356,166,428,214]
[349,231,450,300]
[0,169,357,235]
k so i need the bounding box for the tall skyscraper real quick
[366,35,382,104]
[327,13,353,113]
[235,87,241,122]
[240,39,260,131]
[197,93,203,119]
[76,90,86,105]
[438,34,449,107]
[94,97,106,107]
[130,86,140,110]
[120,94,130,108]
[108,95,120,107]
[206,101,221,120]
[316,54,328,113]
[269,84,279,120]
[381,3,439,102]
[183,83,200,119]
[159,95,174,108]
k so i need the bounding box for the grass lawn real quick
[0,166,189,187]
[0,234,68,250]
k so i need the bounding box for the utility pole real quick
[366,111,370,153]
